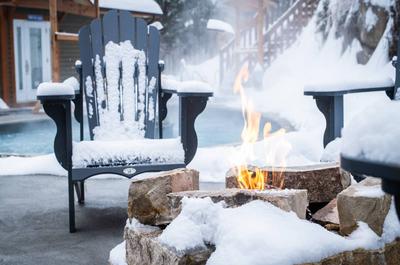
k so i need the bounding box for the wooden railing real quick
[219,0,319,84]
[263,0,319,66]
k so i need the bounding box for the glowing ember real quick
[232,63,289,190]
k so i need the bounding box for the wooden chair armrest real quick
[162,88,213,97]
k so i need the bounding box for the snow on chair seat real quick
[72,138,184,168]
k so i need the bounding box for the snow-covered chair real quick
[37,10,212,232]
[304,50,399,147]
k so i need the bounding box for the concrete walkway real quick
[0,174,224,265]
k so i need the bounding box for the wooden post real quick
[257,0,265,65]
[49,0,60,82]
[94,0,100,18]
[0,6,11,104]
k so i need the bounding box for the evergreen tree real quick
[155,0,218,69]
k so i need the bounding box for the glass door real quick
[13,20,51,103]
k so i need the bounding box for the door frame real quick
[13,19,51,103]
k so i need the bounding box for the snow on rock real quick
[365,0,393,10]
[365,7,378,32]
[109,241,127,265]
[0,154,66,176]
[354,185,386,198]
[162,75,213,93]
[158,197,223,252]
[158,197,400,265]
[90,0,162,15]
[207,19,235,34]
[341,100,400,165]
[37,82,75,96]
[72,138,184,168]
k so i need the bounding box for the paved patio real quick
[0,174,223,265]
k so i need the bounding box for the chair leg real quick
[74,181,85,205]
[80,181,85,204]
[68,171,76,233]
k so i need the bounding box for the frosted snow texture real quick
[109,241,127,265]
[89,40,156,141]
[341,100,400,165]
[162,76,213,93]
[37,81,75,96]
[72,138,184,168]
[158,197,400,265]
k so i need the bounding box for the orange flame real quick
[233,63,288,190]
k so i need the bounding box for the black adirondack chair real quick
[37,10,212,233]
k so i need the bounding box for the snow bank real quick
[158,197,400,265]
[0,154,66,176]
[72,138,184,168]
[341,100,400,165]
[109,241,127,265]
[207,19,235,34]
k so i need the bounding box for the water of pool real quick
[0,105,286,155]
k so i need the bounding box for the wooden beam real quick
[0,6,11,103]
[94,0,99,18]
[55,32,78,42]
[49,0,60,82]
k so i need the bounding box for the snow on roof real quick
[207,19,235,34]
[90,0,163,15]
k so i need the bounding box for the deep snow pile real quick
[157,197,400,265]
[341,100,400,164]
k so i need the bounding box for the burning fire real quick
[233,63,289,190]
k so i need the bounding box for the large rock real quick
[127,168,199,225]
[313,198,339,226]
[124,221,213,265]
[337,177,392,236]
[301,239,400,265]
[168,188,308,219]
[226,163,350,203]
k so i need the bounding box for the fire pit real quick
[226,163,351,203]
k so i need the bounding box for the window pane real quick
[29,28,43,89]
[16,27,23,91]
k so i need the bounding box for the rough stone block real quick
[337,177,392,236]
[168,188,308,219]
[124,223,212,265]
[313,198,339,226]
[127,168,199,225]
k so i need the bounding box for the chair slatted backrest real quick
[78,10,160,140]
